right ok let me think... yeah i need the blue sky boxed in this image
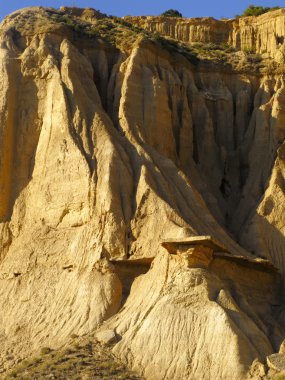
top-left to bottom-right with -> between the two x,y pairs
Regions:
0,0 -> 284,20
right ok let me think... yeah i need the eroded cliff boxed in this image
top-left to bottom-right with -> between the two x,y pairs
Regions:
126,8 -> 285,62
0,7 -> 285,380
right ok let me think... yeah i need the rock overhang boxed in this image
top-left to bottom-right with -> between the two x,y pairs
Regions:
162,235 -> 278,273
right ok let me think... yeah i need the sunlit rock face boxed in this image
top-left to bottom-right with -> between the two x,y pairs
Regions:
127,9 -> 285,61
0,6 -> 284,379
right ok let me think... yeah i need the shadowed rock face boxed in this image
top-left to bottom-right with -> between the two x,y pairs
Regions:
0,7 -> 285,379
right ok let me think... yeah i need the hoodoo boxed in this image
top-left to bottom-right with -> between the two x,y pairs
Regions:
0,5 -> 285,379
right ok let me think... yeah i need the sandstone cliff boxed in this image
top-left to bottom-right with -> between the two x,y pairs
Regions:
126,8 -> 285,62
0,7 -> 285,380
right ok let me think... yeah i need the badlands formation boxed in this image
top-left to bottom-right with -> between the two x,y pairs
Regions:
0,6 -> 285,380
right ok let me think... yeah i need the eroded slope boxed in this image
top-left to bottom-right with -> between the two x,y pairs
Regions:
0,7 -> 284,380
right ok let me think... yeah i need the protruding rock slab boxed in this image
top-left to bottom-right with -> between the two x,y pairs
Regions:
214,252 -> 278,273
161,235 -> 228,254
161,236 -> 227,268
161,236 -> 278,272
267,353 -> 285,372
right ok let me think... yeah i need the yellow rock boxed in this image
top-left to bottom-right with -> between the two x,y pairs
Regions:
0,6 -> 284,380
126,9 -> 285,61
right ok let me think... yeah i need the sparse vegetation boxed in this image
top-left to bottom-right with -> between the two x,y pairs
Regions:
242,46 -> 255,54
190,42 -> 236,63
151,33 -> 198,62
45,10 -> 198,62
241,47 -> 262,66
4,6 -> 282,75
6,340 -> 141,379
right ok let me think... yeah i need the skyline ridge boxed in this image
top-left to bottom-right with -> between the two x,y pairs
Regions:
0,0 -> 283,20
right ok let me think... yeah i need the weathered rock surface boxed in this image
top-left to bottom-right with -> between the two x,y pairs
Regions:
267,354 -> 285,372
95,329 -> 117,345
0,6 -> 284,380
103,251 -> 279,380
126,9 -> 285,61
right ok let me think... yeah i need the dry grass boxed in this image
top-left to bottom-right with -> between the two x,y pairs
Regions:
6,340 -> 141,380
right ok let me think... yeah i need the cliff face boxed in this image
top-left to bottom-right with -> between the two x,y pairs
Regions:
126,9 -> 285,62
0,7 -> 285,380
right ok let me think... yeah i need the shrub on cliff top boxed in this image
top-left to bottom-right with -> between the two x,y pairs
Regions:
161,9 -> 183,18
238,5 -> 280,17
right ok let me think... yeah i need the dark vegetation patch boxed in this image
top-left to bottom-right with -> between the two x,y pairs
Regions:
236,5 -> 280,18
161,9 -> 183,18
